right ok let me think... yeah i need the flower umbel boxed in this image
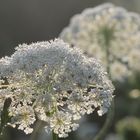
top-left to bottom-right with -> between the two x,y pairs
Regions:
0,39 -> 114,137
60,3 -> 140,81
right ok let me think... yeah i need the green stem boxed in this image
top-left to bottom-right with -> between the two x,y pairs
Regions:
52,132 -> 58,140
93,99 -> 114,140
93,36 -> 115,140
0,98 -> 11,138
0,134 -> 3,140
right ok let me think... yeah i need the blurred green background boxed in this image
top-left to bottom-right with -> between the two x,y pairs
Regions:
0,0 -> 140,140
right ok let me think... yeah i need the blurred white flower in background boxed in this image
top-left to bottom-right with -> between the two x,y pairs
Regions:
0,39 -> 114,137
129,89 -> 140,99
60,3 -> 140,81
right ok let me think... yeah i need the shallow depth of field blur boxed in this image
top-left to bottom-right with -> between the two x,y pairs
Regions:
0,0 -> 140,140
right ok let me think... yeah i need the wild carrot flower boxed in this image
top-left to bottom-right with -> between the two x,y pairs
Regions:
60,3 -> 140,81
0,39 -> 114,137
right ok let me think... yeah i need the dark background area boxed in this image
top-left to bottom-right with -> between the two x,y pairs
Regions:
0,0 -> 140,57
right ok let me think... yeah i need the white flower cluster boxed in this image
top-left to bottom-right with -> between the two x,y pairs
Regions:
0,39 -> 114,137
60,3 -> 140,81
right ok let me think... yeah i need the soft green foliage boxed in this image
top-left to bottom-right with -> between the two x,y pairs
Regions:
116,117 -> 140,140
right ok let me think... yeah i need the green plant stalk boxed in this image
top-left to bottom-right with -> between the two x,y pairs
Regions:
94,99 -> 114,140
0,98 -> 11,140
52,131 -> 58,140
93,29 -> 115,140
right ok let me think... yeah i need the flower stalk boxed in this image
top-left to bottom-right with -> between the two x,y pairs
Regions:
93,100 -> 114,140
52,132 -> 58,140
93,27 -> 115,140
0,98 -> 11,140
